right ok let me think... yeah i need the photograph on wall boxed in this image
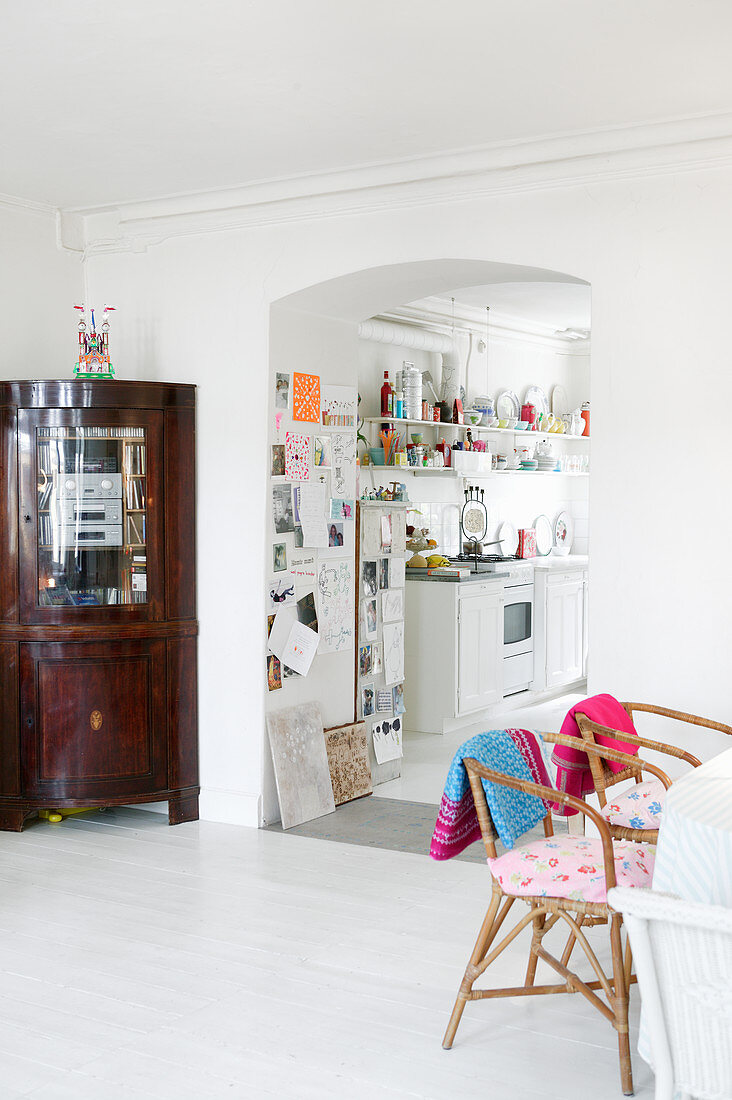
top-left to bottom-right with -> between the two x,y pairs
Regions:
313,436 -> 332,468
294,526 -> 303,548
361,560 -> 377,598
285,432 -> 311,481
361,682 -> 375,718
328,521 -> 344,547
321,385 -> 357,429
362,596 -> 378,640
268,574 -> 296,611
392,682 -> 405,715
271,443 -> 286,477
273,542 -> 287,573
376,689 -> 392,713
274,372 -> 290,411
267,654 -> 282,692
267,613 -> 276,641
272,484 -> 295,533
359,644 -> 372,678
371,642 -> 382,676
379,558 -> 389,590
296,590 -> 318,634
330,498 -> 354,521
292,372 -> 321,423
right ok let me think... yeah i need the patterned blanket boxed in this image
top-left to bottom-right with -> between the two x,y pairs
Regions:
430,729 -> 554,860
551,694 -> 639,816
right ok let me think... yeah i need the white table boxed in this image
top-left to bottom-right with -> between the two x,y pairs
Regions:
638,747 -> 732,1071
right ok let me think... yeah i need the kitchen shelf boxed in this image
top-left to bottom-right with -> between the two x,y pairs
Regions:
362,416 -> 589,442
368,467 -> 588,478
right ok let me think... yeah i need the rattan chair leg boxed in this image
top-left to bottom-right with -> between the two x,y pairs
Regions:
524,910 -> 547,987
443,889 -> 502,1049
623,935 -> 633,990
610,912 -> 633,1096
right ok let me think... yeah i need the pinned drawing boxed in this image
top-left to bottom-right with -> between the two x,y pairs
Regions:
382,620 -> 404,685
321,385 -> 357,430
292,372 -> 321,423
316,559 -> 354,653
325,722 -> 372,805
390,556 -> 406,588
362,509 -> 382,558
285,432 -> 310,481
376,689 -> 392,712
266,703 -> 335,829
330,433 -> 356,499
382,588 -> 403,623
372,716 -> 403,764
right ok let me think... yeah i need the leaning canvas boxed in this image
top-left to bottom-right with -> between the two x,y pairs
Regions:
325,722 -> 373,805
266,702 -> 336,829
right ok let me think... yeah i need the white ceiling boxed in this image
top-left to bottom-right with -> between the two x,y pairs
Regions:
436,282 -> 592,331
3,1 -> 732,210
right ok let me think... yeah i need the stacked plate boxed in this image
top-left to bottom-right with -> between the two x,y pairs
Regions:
403,364 -> 422,420
520,459 -> 538,470
536,455 -> 558,471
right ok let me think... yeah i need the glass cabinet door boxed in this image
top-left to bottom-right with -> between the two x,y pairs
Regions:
36,426 -> 148,608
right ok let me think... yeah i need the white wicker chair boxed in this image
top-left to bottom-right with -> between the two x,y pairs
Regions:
608,887 -> 732,1100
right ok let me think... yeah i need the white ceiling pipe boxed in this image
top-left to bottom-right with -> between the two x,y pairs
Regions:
358,318 -> 455,354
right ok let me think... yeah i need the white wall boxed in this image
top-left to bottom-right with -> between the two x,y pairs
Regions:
0,202 -> 81,369
80,163 -> 732,823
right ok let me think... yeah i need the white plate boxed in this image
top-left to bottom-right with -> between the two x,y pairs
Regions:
533,514 -> 553,555
551,385 -> 569,417
496,389 -> 520,420
554,510 -> 574,551
524,385 -> 549,419
498,521 -> 518,557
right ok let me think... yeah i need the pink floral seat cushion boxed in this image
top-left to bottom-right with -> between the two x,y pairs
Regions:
599,779 -> 665,830
487,837 -> 655,904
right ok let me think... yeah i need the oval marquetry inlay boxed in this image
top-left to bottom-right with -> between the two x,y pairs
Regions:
90,710 -> 103,731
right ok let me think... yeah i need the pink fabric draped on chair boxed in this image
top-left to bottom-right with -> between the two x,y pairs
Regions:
551,693 -> 639,815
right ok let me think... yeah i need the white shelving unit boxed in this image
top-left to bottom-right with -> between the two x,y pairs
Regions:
361,416 -> 590,443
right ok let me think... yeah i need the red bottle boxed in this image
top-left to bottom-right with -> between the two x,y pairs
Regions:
380,371 -> 393,417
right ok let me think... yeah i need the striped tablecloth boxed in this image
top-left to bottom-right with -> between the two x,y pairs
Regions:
638,746 -> 732,1068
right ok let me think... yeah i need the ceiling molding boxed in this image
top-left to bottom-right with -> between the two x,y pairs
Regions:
0,191 -> 57,218
71,111 -> 732,254
381,298 -> 591,354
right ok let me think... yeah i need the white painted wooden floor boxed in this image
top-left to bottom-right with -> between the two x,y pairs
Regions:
0,807 -> 655,1099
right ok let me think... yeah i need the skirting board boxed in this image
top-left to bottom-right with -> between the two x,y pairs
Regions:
131,789 -> 261,827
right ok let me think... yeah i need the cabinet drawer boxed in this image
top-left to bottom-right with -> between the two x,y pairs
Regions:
547,571 -> 583,586
458,582 -> 502,599
20,638 -> 167,798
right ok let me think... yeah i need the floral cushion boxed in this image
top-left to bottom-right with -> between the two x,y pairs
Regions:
600,779 -> 665,830
487,837 -> 655,904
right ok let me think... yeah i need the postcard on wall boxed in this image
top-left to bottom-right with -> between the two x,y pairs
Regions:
390,556 -> 406,588
362,509 -> 382,558
382,588 -> 403,623
382,620 -> 404,685
321,385 -> 357,430
372,716 -> 403,764
271,443 -> 286,478
361,560 -> 377,598
267,654 -> 282,692
379,558 -> 389,590
330,433 -> 356,499
376,689 -> 392,713
313,436 -> 332,469
290,552 -> 317,582
317,559 -> 354,654
272,485 -> 295,534
285,432 -> 310,481
359,644 -> 372,678
381,514 -> 393,552
392,682 -> 405,715
362,596 -> 378,640
371,641 -> 382,676
274,372 -> 290,411
361,682 -> 375,718
296,590 -> 318,634
330,498 -> 354,521
273,542 -> 287,573
281,620 -> 320,677
292,372 -> 321,423
268,574 -> 296,612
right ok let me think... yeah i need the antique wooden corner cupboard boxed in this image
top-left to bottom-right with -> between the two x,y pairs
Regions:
0,380 -> 199,831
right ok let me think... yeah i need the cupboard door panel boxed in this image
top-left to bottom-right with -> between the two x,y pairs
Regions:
20,639 -> 167,797
458,592 -> 503,713
0,642 -> 20,795
545,579 -> 584,688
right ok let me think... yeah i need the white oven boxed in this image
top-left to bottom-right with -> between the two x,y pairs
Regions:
502,564 -> 534,697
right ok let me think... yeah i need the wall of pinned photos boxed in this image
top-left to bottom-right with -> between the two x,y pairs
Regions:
356,500 -> 408,785
265,309 -> 364,823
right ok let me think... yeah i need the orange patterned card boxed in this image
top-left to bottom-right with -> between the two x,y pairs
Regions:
293,372 -> 321,423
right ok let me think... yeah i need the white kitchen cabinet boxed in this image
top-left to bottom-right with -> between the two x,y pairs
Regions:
404,577 -> 504,734
457,590 -> 503,714
533,564 -> 588,692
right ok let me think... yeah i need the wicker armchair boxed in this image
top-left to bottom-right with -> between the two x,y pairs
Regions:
608,887 -> 732,1100
442,732 -> 665,1096
574,702 -> 731,841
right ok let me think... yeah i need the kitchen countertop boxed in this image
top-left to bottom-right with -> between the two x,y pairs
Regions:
406,570 -> 510,584
531,554 -> 588,570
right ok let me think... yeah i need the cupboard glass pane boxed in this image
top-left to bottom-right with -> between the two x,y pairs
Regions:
36,426 -> 147,607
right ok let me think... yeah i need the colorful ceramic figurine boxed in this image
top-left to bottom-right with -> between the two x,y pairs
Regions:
74,303 -> 115,378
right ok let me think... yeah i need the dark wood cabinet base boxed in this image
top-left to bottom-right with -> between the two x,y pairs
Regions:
0,787 -> 201,832
0,808 -> 37,832
168,792 -> 200,825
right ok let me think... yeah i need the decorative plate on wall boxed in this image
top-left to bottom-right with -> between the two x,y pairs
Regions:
533,514 -> 553,556
551,385 -> 569,417
524,385 -> 549,419
554,510 -> 574,552
496,390 -> 520,421
498,520 -> 518,557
